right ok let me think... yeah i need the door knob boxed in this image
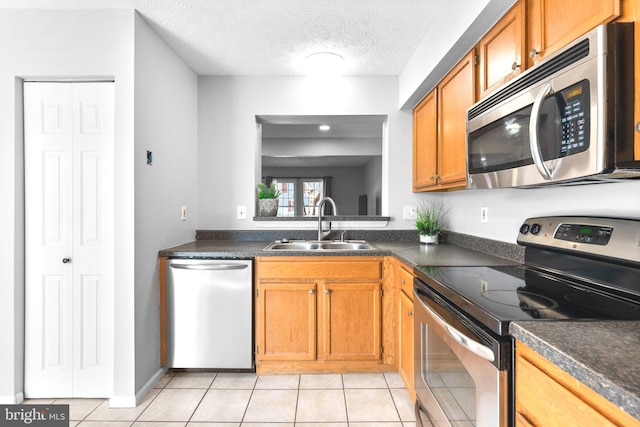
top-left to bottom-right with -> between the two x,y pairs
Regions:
62,257 -> 71,264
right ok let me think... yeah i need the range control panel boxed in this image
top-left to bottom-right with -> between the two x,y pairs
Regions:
553,223 -> 612,245
517,216 -> 640,263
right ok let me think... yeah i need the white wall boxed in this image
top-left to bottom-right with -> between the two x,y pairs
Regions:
399,0 -> 516,108
443,181 -> 640,243
197,76 -> 420,229
0,9 -> 198,406
263,137 -> 382,156
133,14 -> 198,396
0,9 -> 137,404
364,156 -> 383,215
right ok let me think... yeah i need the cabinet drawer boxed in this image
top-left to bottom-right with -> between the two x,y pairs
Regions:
257,257 -> 383,280
398,265 -> 414,299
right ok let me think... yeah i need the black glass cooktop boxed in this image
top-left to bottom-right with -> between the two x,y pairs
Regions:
414,263 -> 640,336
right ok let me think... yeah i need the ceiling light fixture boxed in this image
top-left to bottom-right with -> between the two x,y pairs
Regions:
304,52 -> 345,76
319,125 -> 330,131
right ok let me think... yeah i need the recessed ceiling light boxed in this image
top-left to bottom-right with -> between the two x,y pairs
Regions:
319,125 -> 331,131
304,52 -> 345,76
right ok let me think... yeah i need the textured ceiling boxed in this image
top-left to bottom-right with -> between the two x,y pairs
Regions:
0,0 -> 439,75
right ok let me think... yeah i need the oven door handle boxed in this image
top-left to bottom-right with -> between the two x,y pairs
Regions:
416,292 -> 495,362
529,82 -> 554,180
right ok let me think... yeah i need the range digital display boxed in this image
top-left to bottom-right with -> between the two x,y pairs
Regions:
554,224 -> 612,245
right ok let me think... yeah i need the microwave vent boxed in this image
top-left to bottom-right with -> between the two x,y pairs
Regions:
468,38 -> 590,121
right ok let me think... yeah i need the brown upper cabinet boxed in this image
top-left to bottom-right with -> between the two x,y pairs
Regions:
437,50 -> 476,189
413,51 -> 475,192
526,0 -> 621,66
412,90 -> 438,191
477,1 -> 526,98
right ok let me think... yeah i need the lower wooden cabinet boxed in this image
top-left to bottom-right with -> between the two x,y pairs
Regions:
255,256 -> 386,373
258,282 -> 317,361
322,282 -> 381,361
394,259 -> 416,400
515,341 -> 640,427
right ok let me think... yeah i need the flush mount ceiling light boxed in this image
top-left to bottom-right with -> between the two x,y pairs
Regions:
319,125 -> 331,131
304,52 -> 345,76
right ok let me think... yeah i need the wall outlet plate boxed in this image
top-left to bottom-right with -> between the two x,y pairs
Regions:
481,206 -> 488,223
403,205 -> 417,220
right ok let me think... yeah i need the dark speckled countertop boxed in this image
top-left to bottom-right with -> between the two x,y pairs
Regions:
511,321 -> 640,420
157,239 -> 521,270
159,232 -> 640,421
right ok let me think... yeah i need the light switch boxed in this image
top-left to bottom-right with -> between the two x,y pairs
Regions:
181,206 -> 187,221
237,205 -> 247,219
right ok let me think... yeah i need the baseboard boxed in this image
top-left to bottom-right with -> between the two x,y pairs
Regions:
109,366 -> 167,408
0,392 -> 24,404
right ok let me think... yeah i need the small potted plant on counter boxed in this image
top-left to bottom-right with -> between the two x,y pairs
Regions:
416,200 -> 448,244
257,181 -> 281,217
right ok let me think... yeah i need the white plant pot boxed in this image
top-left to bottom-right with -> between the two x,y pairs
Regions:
258,198 -> 279,217
420,234 -> 439,245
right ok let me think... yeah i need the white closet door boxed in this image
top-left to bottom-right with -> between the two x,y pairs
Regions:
24,82 -> 114,398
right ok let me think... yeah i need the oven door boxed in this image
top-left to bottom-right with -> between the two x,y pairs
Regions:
413,284 -> 508,427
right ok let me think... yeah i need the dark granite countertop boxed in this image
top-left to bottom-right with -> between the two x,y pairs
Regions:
510,321 -> 640,420
158,239 -> 521,269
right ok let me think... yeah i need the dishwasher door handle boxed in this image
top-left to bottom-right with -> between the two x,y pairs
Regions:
170,263 -> 249,271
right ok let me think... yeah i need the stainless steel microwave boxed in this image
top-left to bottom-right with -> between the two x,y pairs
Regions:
466,23 -> 637,189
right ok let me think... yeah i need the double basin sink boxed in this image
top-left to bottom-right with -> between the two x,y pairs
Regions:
264,240 -> 374,252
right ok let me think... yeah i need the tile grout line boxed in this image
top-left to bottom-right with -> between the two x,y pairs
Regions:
130,370 -> 173,426
183,370 -> 219,425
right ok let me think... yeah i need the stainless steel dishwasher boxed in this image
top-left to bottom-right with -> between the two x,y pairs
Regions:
166,258 -> 253,369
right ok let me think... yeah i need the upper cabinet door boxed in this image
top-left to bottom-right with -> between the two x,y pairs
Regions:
437,50 -> 475,187
527,0 -> 621,66
413,90 -> 438,191
477,1 -> 526,98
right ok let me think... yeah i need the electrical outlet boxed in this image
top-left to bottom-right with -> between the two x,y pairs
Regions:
403,205 -> 417,220
481,206 -> 488,223
181,206 -> 187,221
237,205 -> 247,219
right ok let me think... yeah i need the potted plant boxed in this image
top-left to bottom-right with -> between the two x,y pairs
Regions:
415,200 -> 448,244
256,181 -> 281,217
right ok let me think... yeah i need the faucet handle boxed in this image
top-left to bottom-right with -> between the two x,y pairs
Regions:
340,230 -> 348,242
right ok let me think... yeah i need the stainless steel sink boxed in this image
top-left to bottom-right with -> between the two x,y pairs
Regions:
264,240 -> 374,251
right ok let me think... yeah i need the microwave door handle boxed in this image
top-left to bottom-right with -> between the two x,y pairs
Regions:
529,83 -> 554,180
415,291 -> 495,362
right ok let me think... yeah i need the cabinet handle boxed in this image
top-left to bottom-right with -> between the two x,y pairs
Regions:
325,289 -> 331,294
309,290 -> 315,294
62,257 -> 71,264
401,278 -> 405,285
529,48 -> 539,58
511,61 -> 519,71
408,310 -> 413,317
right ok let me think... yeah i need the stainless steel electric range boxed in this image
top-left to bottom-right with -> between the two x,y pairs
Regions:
413,216 -> 640,427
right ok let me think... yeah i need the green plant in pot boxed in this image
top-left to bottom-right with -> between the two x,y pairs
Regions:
415,200 -> 447,244
257,181 -> 281,217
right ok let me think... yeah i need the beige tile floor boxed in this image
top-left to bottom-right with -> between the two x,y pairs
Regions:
24,371 -> 417,426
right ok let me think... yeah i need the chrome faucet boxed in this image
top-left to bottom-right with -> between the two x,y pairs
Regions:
316,197 -> 338,241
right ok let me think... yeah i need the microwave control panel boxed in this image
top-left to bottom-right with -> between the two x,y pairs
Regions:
559,81 -> 590,156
